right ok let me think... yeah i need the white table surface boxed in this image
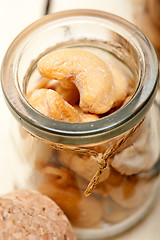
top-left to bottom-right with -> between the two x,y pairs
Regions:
0,0 -> 160,239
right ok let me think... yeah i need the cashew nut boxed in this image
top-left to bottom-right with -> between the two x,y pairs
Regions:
38,179 -> 102,228
80,112 -> 99,122
28,89 -> 49,116
122,95 -> 132,106
75,175 -> 109,197
106,169 -> 153,209
70,195 -> 103,228
52,81 -> 80,106
91,167 -> 123,197
89,119 -> 154,176
75,105 -> 99,122
59,151 -> 110,183
40,166 -> 77,188
109,64 -> 135,107
28,88 -> 80,122
28,75 -> 79,106
111,122 -> 152,175
37,48 -> 114,114
102,197 -> 135,223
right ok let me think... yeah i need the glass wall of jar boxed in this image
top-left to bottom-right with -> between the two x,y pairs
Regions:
1,10 -> 160,239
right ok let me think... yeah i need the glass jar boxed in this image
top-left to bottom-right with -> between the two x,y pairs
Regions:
1,9 -> 160,239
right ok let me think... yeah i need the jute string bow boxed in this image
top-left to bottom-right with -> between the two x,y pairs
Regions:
48,119 -> 144,196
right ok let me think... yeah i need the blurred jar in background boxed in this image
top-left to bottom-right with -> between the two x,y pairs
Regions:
132,0 -> 160,59
51,0 -> 160,58
132,0 -> 160,105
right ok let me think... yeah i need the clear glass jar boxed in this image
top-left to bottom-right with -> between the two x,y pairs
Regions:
1,9 -> 160,239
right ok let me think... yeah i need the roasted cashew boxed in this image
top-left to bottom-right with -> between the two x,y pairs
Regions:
108,178 -> 152,209
109,64 -> 135,108
89,119 -> 154,176
46,89 -> 80,122
40,166 -> 79,188
59,151 -> 110,183
75,175 -> 109,197
90,167 -> 123,197
28,76 -> 80,106
52,81 -> 80,106
75,106 -> 99,122
106,169 -> 153,209
27,77 -> 49,100
28,89 -> 49,116
28,88 -> 80,122
37,48 -> 114,114
102,196 -> 135,223
80,112 -> 99,122
70,195 -> 103,228
38,179 -> 102,227
111,122 -> 152,175
122,95 -> 132,106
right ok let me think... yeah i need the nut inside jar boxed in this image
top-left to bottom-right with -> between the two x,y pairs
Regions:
24,46 -> 159,232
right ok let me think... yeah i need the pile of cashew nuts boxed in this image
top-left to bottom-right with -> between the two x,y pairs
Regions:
27,48 -> 157,228
29,48 -> 135,121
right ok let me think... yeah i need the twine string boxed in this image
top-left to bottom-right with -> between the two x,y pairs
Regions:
84,119 -> 144,196
29,119 -> 144,196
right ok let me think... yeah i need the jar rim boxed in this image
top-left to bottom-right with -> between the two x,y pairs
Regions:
1,9 -> 159,145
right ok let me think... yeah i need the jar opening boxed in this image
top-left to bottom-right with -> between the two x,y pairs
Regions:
1,9 -> 159,145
